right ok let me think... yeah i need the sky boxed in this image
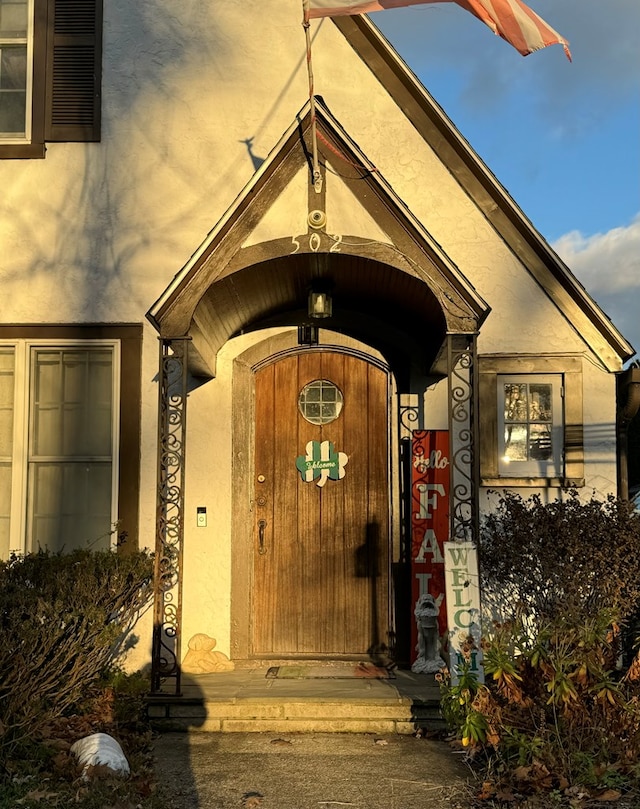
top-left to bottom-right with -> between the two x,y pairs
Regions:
371,0 -> 640,362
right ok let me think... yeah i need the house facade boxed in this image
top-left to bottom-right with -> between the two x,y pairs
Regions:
0,0 -> 634,684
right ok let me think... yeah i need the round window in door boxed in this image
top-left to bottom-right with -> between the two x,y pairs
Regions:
298,379 -> 343,425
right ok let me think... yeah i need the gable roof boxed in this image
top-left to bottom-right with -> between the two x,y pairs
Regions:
147,98 -> 491,379
332,14 -> 634,370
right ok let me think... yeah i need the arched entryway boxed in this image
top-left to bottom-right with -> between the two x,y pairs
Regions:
147,239 -> 487,691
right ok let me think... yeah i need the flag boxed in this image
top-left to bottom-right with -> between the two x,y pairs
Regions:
307,0 -> 571,59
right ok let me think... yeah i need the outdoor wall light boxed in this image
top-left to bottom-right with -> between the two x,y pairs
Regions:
298,324 -> 319,345
308,289 -> 332,319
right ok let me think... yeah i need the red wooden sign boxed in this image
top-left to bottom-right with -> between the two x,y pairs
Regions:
411,430 -> 450,664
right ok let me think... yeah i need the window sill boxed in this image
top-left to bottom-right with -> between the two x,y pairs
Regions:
0,142 -> 46,159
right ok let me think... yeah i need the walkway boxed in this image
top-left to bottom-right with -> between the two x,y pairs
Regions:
153,730 -> 474,809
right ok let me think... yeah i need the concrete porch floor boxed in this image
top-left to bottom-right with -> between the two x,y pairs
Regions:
147,668 -> 444,734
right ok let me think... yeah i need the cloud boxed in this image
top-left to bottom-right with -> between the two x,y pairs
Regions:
552,214 -> 640,294
552,215 -> 640,355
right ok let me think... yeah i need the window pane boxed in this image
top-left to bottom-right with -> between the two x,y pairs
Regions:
529,384 -> 552,422
0,462 -> 11,557
529,424 -> 553,460
0,350 -> 13,552
0,347 -> 14,457
0,0 -> 30,140
86,350 -> 113,454
32,348 -> 112,457
0,1 -> 28,37
299,379 -> 344,425
29,462 -> 112,552
32,352 -> 63,455
0,46 -> 26,88
0,89 -> 26,135
503,424 -> 528,461
504,383 -> 528,423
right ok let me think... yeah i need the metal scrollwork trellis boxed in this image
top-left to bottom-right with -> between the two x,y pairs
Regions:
151,338 -> 189,695
447,333 -> 480,545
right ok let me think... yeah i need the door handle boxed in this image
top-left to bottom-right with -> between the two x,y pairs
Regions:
258,519 -> 267,555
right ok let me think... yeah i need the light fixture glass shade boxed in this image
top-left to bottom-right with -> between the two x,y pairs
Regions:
308,290 -> 332,319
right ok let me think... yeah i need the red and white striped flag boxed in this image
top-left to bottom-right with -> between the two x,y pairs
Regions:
307,0 -> 571,59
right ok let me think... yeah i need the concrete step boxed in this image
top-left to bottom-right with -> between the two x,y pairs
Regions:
147,669 -> 446,734
147,695 -> 445,735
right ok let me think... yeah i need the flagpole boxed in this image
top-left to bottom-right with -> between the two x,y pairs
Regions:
302,0 -> 323,193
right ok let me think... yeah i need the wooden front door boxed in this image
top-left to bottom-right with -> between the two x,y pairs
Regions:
252,351 -> 390,658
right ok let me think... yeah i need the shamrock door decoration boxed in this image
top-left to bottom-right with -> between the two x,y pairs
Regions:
296,439 -> 348,487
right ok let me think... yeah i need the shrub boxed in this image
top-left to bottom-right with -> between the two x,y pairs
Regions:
440,492 -> 640,802
480,490 -> 640,630
0,548 -> 153,767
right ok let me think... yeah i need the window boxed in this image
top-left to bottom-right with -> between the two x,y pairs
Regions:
479,356 -> 584,486
0,0 -> 102,159
498,376 -> 562,477
298,379 -> 344,425
0,326 -> 142,558
0,0 -> 30,140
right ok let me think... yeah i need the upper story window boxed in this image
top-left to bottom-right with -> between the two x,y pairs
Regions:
0,0 -> 31,140
0,0 -> 102,159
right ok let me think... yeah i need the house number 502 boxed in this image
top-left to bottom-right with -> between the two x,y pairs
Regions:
291,233 -> 342,254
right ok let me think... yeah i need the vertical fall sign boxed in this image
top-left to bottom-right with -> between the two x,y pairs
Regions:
411,430 -> 449,665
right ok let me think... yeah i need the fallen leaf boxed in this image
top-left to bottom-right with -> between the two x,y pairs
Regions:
373,738 -> 388,746
596,789 -> 621,802
477,780 -> 495,800
495,789 -> 517,802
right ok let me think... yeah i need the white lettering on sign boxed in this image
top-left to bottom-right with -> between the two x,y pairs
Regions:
414,572 -> 431,599
414,449 -> 449,473
444,541 -> 484,685
414,529 -> 445,564
414,483 -> 445,521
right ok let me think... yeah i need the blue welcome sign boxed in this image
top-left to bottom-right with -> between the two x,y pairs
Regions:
296,440 -> 348,488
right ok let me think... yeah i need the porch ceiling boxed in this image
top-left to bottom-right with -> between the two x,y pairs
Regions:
190,252 -> 446,384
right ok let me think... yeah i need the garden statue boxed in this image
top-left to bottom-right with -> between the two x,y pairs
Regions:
411,593 -> 446,674
182,633 -> 235,673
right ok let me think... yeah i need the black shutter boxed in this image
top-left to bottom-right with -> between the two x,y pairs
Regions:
45,0 -> 102,142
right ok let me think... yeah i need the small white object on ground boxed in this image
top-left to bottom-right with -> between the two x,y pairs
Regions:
70,732 -> 130,779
